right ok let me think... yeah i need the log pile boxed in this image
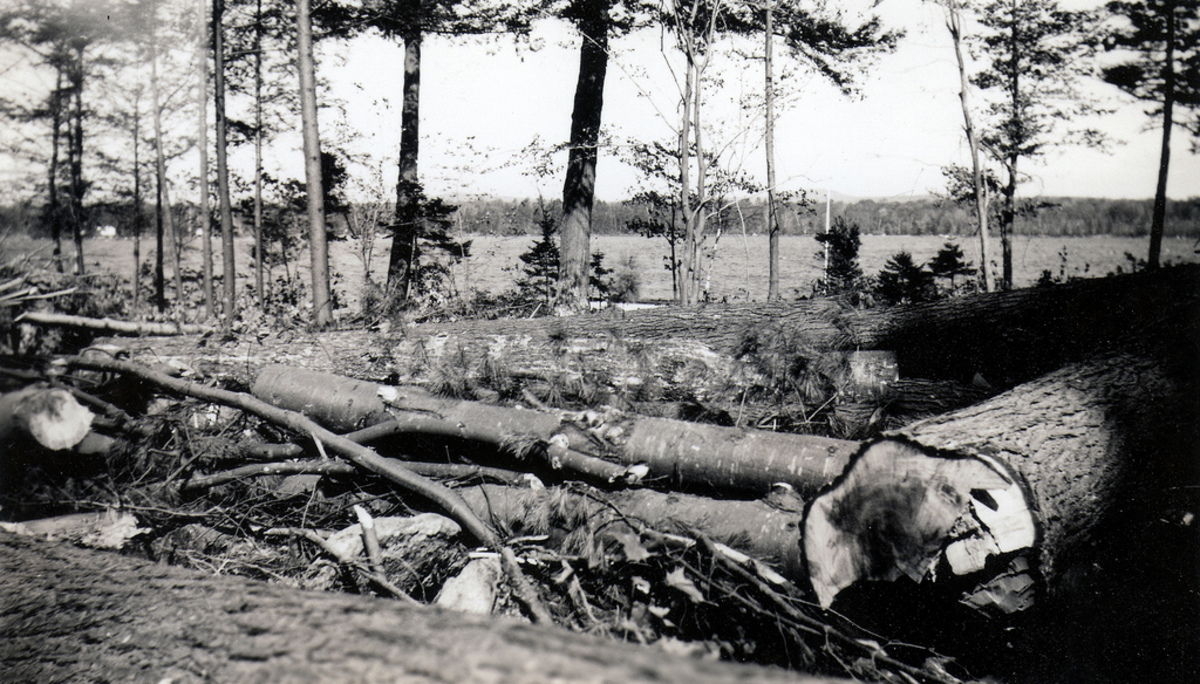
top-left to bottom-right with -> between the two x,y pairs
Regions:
2,266 -> 1197,683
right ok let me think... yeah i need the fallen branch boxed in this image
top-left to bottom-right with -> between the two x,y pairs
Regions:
18,311 -> 214,336
181,458 -> 528,492
265,526 -> 417,604
57,354 -> 553,624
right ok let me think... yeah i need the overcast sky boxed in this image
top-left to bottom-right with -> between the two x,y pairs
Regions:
313,0 -> 1199,203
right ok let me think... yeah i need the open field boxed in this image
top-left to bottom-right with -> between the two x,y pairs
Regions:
4,231 -> 1198,314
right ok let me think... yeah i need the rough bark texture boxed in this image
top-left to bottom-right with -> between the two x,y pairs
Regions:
0,533 -> 843,684
559,0 -> 609,310
804,350 -> 1199,616
93,266 -> 1199,395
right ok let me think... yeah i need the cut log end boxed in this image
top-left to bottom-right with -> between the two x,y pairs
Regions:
803,439 -> 1038,616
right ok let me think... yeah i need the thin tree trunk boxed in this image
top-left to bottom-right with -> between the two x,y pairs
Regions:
765,5 -> 780,301
1000,3 -> 1019,290
150,23 -> 178,307
948,3 -> 993,292
559,0 -> 610,311
154,166 -> 166,310
1149,0 -> 1176,269
297,0 -> 331,328
253,0 -> 265,303
213,0 -> 237,320
132,91 -> 143,310
387,24 -> 422,301
678,51 -> 695,306
48,67 -> 64,274
691,49 -> 709,304
197,0 -> 213,320
69,46 -> 86,276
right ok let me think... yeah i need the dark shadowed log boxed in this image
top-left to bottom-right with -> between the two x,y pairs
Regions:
803,350 -> 1199,618
456,484 -> 808,581
88,266 -> 1198,397
0,533 -> 847,684
249,365 -> 857,497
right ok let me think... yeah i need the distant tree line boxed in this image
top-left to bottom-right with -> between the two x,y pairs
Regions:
452,196 -> 1200,238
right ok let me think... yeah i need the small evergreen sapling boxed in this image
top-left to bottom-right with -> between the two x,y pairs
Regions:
813,217 -> 864,296
928,242 -> 977,294
876,252 -> 937,305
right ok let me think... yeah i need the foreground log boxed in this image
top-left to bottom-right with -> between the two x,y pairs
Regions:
251,364 -> 857,497
0,533 -> 848,683
91,266 -> 1199,397
803,351 -> 1199,617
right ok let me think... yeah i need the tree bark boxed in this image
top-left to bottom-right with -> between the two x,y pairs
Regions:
560,0 -> 610,311
213,0 -> 237,321
297,0 -> 331,328
387,25 -> 422,298
96,266 -> 1200,396
947,3 -> 993,292
765,4 -> 780,301
197,0 -> 214,319
0,533 -> 845,684
1149,0 -> 1176,269
249,365 -> 857,498
803,350 -> 1199,617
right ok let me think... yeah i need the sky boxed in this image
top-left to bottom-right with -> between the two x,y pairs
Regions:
1,0 -> 1197,206
310,0 -> 1200,203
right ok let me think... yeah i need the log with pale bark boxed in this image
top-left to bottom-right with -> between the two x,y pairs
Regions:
86,266 -> 1199,397
803,350 -> 1199,619
0,532 -> 849,684
16,310 -> 214,336
249,364 -> 857,497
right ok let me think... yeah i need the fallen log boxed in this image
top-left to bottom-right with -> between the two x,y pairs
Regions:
803,350 -> 1199,618
90,266 -> 1199,397
58,354 -> 552,624
250,364 -> 858,497
17,310 -> 214,336
455,483 -> 808,581
0,532 -> 847,684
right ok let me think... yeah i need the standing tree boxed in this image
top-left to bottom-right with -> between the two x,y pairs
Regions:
555,0 -> 652,310
559,0 -> 611,311
944,0 -> 995,292
213,0 -> 238,320
730,1 -> 899,301
812,216 -> 863,296
1101,0 -> 1200,268
971,0 -> 1106,289
196,0 -> 214,319
297,0 -> 332,328
331,0 -> 532,305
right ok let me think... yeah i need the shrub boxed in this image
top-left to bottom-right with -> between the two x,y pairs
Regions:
875,251 -> 936,305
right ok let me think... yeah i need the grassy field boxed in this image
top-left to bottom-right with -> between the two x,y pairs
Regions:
4,231 -> 1198,313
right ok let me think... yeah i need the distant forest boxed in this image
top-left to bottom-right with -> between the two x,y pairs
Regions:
3,195 -> 1198,240
456,196 -> 1200,238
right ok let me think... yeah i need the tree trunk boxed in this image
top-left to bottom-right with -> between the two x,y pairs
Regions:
252,0 -> 264,304
1149,0 -> 1176,269
69,45 -> 86,276
48,67 -> 64,274
249,364 -> 857,498
559,0 -> 610,311
213,0 -> 237,321
93,266 -> 1200,398
0,533 -> 843,684
803,350 -> 1199,617
197,0 -> 214,320
131,88 -> 143,310
455,483 -> 808,581
297,0 -> 331,328
765,4 -> 780,301
947,4 -> 993,293
387,28 -> 422,298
